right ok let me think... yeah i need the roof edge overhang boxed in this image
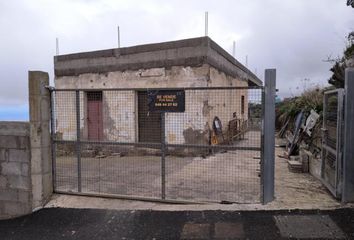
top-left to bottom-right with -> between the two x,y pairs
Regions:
54,37 -> 262,86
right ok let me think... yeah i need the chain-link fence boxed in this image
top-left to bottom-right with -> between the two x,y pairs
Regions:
321,89 -> 344,198
51,86 -> 264,203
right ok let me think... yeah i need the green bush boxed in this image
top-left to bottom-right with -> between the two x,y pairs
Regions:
276,87 -> 325,128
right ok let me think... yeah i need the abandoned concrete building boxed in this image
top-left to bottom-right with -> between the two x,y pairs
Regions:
53,37 -> 262,146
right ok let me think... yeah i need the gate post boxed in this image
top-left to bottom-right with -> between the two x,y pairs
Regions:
28,71 -> 53,209
342,68 -> 354,202
161,113 -> 166,200
75,90 -> 82,193
262,69 -> 276,204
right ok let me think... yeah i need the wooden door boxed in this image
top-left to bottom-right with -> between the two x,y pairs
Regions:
87,92 -> 103,141
138,91 -> 161,143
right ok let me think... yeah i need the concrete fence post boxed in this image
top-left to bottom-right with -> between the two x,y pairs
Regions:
262,69 -> 276,204
28,71 -> 52,209
342,68 -> 354,203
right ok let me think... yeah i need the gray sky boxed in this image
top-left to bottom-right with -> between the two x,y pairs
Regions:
0,0 -> 353,107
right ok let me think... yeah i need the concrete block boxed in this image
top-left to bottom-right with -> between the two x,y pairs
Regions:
0,149 -> 8,162
9,149 -> 30,162
301,149 -> 320,179
288,160 -> 303,173
7,175 -> 30,189
1,162 -> 22,176
0,136 -> 19,149
21,163 -> 29,176
3,201 -> 31,216
0,176 -> 7,188
18,191 -> 31,203
0,122 -> 30,137
18,136 -> 30,150
309,156 -> 321,180
0,189 -> 18,201
0,136 -> 29,150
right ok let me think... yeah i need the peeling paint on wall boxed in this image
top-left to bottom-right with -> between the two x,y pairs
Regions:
54,64 -> 249,146
202,100 -> 213,117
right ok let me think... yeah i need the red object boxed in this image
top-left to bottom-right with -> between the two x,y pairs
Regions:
87,92 -> 103,141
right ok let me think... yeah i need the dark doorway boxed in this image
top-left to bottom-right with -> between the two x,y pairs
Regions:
138,91 -> 161,143
87,91 -> 103,141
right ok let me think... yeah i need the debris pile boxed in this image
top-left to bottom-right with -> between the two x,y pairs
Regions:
277,109 -> 320,173
276,88 -> 324,173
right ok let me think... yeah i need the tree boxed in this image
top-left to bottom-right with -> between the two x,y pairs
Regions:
328,33 -> 354,88
348,0 -> 354,7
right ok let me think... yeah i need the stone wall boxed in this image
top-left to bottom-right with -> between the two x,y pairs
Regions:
0,122 -> 32,219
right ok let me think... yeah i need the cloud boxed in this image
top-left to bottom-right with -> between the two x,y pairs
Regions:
0,0 -> 353,111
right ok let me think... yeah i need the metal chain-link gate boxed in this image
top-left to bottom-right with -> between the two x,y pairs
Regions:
50,86 -> 265,203
321,89 -> 345,198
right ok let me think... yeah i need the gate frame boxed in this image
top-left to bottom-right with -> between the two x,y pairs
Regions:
262,69 -> 276,204
342,68 -> 354,202
49,83 -> 275,204
321,88 -> 345,198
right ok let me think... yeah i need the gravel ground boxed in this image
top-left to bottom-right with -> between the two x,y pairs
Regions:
55,131 -> 261,203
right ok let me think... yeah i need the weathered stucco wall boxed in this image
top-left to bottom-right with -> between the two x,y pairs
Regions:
55,65 -> 210,143
208,67 -> 249,136
55,91 -> 77,140
165,90 -> 209,145
103,91 -> 135,142
54,37 -> 262,86
0,122 -> 32,220
54,64 -> 249,145
55,65 -> 209,90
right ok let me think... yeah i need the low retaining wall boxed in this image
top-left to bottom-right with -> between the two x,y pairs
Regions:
0,122 -> 32,219
300,148 -> 321,180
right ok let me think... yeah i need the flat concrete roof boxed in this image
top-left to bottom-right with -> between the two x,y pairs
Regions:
54,37 -> 262,86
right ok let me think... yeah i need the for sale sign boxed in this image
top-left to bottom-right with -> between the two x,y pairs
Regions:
147,90 -> 185,112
